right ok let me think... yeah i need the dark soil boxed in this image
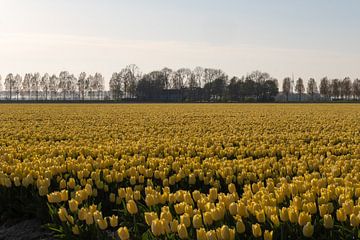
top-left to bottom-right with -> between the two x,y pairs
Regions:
0,218 -> 55,240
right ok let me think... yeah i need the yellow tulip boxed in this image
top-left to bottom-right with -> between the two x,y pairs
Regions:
350,213 -> 360,227
302,222 -> 314,238
68,199 -> 78,213
298,212 -> 311,226
264,230 -> 273,240
57,207 -> 68,222
177,223 -> 188,239
126,199 -> 138,215
228,202 -> 238,216
97,218 -> 108,230
196,228 -> 207,240
192,214 -> 203,229
256,210 -> 266,223
109,215 -> 118,227
236,219 -> 245,234
72,225 -> 80,235
323,214 -> 333,229
220,225 -> 230,240
252,223 -> 262,238
117,226 -> 130,240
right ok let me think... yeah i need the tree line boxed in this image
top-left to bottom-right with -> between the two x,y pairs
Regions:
0,65 -> 359,102
282,77 -> 360,101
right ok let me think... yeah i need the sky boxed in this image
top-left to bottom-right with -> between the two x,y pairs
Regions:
1,0 -> 360,89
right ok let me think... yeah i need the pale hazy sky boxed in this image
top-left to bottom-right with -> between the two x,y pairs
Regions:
1,0 -> 360,88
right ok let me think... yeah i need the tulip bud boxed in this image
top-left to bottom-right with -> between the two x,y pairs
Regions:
97,218 -> 108,230
117,226 -> 130,240
196,228 -> 207,240
350,213 -> 360,227
78,207 -> 87,221
203,211 -> 213,226
209,188 -> 218,202
288,208 -> 298,223
85,212 -> 94,225
302,222 -> 314,238
68,199 -> 79,213
72,225 -> 80,235
228,202 -> 238,216
192,214 -> 203,229
252,223 -> 262,238
58,207 -> 68,222
180,213 -> 191,228
109,215 -> 118,227
336,208 -> 347,222
177,223 -> 188,239
170,219 -> 179,233
280,207 -> 288,222
126,200 -> 138,215
264,230 -> 273,240
323,214 -> 333,229
236,218 -> 246,234
256,210 -> 266,223
298,212 -> 311,226
109,193 -> 116,203
220,225 -> 230,240
228,183 -> 236,194
145,212 -> 158,226
67,178 -> 76,189
206,230 -> 217,240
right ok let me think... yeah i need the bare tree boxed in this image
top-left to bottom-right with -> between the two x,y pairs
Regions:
4,73 -> 15,100
59,71 -> 69,100
295,78 -> 305,101
14,74 -> 22,100
49,74 -> 59,100
341,77 -> 352,100
92,73 -> 104,100
161,67 -> 172,89
319,77 -> 330,100
193,66 -> 205,88
109,72 -> 122,100
31,73 -> 40,100
282,77 -> 291,101
307,78 -> 318,101
353,79 -> 360,100
22,73 -> 32,100
67,74 -> 77,100
204,68 -> 224,86
330,79 -> 340,100
40,73 -> 50,100
126,64 -> 141,98
173,68 -> 192,89
78,72 -> 86,101
85,75 -> 94,100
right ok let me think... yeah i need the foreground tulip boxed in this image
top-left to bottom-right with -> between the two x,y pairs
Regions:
220,225 -> 230,240
252,223 -> 262,238
236,219 -> 245,234
303,222 -> 314,238
58,207 -> 68,222
97,218 -> 108,230
264,230 -> 273,240
117,227 -> 130,240
126,199 -> 138,214
68,199 -> 78,213
177,223 -> 188,239
197,228 -> 207,240
323,214 -> 333,229
109,215 -> 118,227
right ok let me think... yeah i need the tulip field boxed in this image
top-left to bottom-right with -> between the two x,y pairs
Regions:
1,104 -> 360,240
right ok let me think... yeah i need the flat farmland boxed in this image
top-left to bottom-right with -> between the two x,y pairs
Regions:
0,104 -> 360,239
